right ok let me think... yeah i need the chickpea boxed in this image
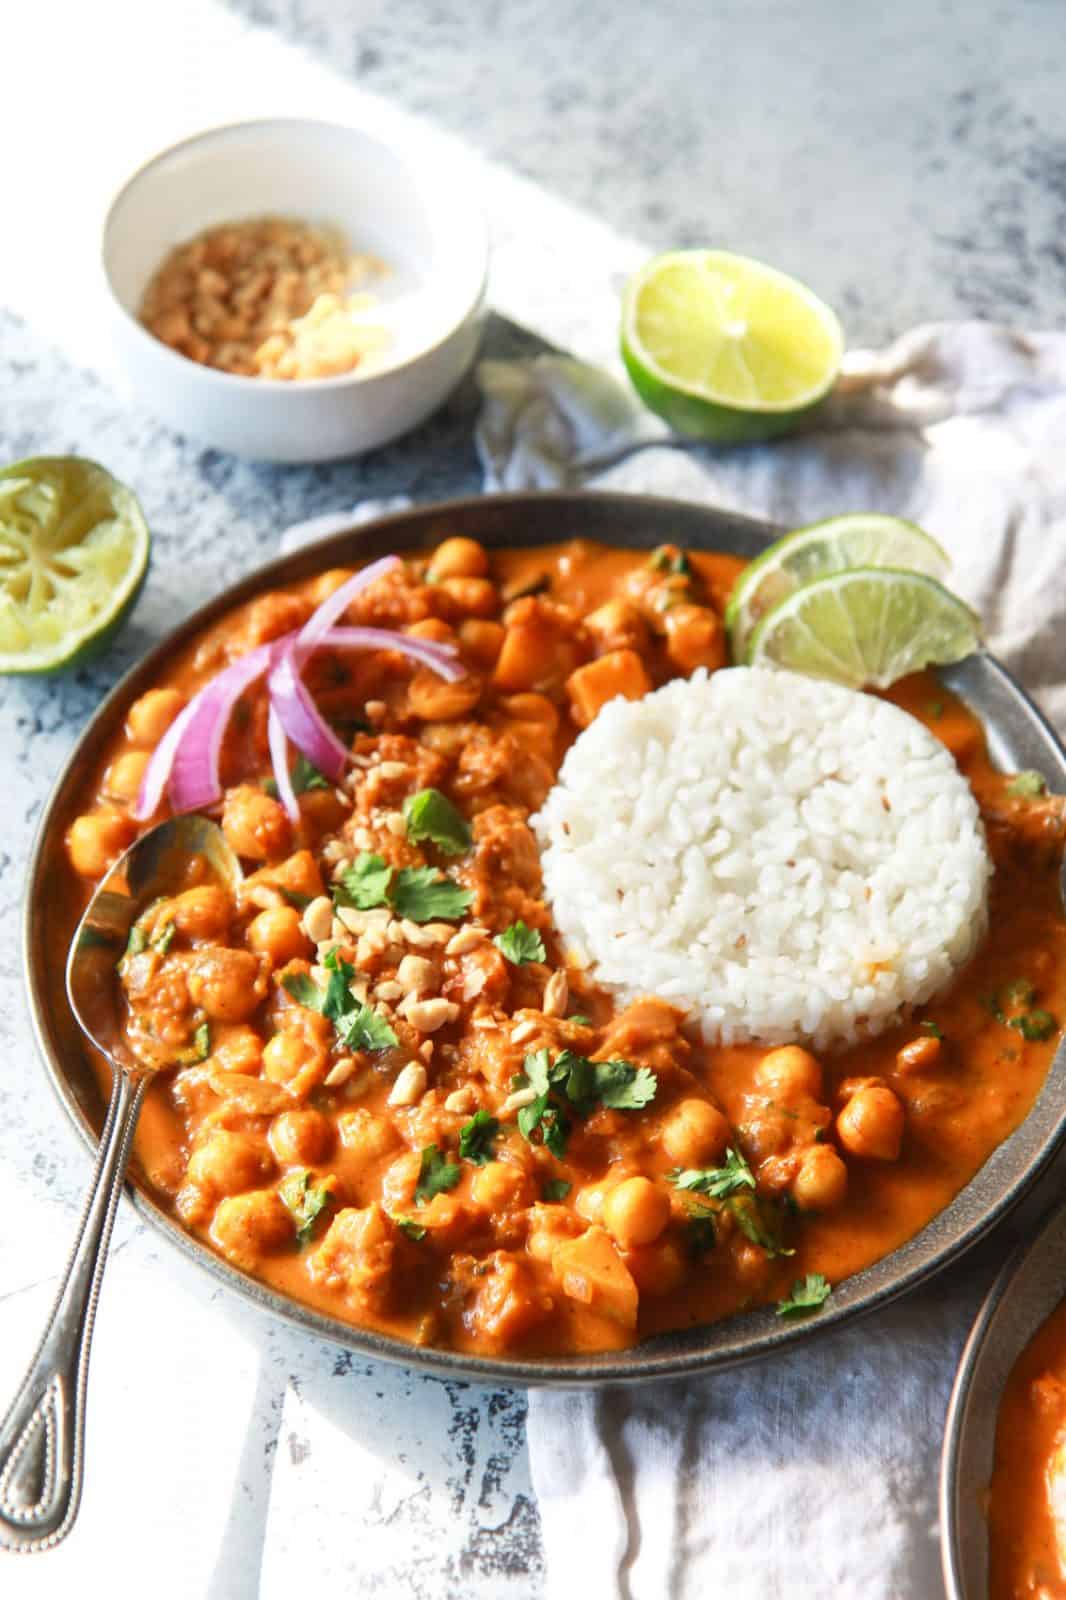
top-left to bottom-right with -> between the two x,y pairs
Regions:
792,1144 -> 849,1211
211,1189 -> 292,1268
406,617 -> 458,645
222,784 -> 292,861
66,811 -> 135,878
103,749 -> 150,805
270,1108 -> 333,1166
428,536 -> 490,581
500,692 -> 559,730
212,1025 -> 262,1076
584,598 -> 650,656
755,1046 -> 824,1103
437,576 -> 498,618
603,1177 -> 671,1249
126,686 -> 186,746
187,948 -> 264,1022
837,1086 -> 905,1161
625,1237 -> 687,1297
246,906 -> 310,966
896,1035 -> 942,1073
169,885 -> 233,941
471,1161 -> 532,1213
187,1130 -> 274,1197
663,604 -> 727,674
337,1108 -> 400,1162
381,1150 -> 422,1213
661,1098 -> 730,1168
406,666 -> 482,720
574,1183 -> 610,1224
263,1029 -> 324,1086
459,619 -> 505,669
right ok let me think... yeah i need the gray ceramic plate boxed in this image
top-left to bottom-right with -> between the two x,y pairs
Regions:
22,490 -> 1066,1386
941,1201 -> 1066,1599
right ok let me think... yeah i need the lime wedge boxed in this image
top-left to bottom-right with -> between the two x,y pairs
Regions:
747,568 -> 981,689
621,250 -> 843,444
0,457 -> 150,673
726,513 -> 950,661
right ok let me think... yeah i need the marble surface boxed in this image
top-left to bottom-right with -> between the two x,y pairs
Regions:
1,0 -> 1064,1595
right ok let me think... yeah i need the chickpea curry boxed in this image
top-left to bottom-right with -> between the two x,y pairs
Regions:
989,1297 -> 1066,1597
61,535 -> 1066,1358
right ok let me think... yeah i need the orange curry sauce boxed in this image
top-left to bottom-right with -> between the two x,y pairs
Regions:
989,1299 -> 1066,1597
58,538 -> 1066,1357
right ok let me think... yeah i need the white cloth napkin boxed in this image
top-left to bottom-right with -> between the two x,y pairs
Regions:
282,319 -> 1066,1600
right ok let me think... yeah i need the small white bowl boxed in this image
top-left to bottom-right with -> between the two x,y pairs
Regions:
102,118 -> 488,463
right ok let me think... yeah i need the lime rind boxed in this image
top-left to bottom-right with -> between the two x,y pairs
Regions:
0,456 -> 150,674
747,567 -> 981,690
726,513 -> 951,662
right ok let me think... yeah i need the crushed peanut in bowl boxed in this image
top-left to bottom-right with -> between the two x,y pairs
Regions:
138,216 -> 391,381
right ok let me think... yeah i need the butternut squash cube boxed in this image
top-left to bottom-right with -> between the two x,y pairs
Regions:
551,1225 -> 639,1329
565,649 -> 652,728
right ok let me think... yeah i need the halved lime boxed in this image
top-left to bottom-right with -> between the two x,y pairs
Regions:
748,568 -> 981,689
0,457 -> 150,673
621,250 -> 843,444
726,513 -> 950,661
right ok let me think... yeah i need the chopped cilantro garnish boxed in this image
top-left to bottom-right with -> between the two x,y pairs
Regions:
590,1059 -> 658,1110
402,788 -> 472,856
334,852 -> 393,910
415,1144 -> 462,1204
282,971 -> 326,1012
337,1002 -> 399,1053
776,1273 -> 831,1318
542,1178 -> 572,1203
150,920 -> 176,954
278,886 -> 312,911
292,755 -> 330,794
1010,1009 -> 1058,1042
514,1048 -> 657,1159
494,921 -> 546,966
393,1215 -> 427,1241
568,1013 -> 592,1027
669,1147 -> 756,1200
261,776 -> 280,798
1002,977 -> 1036,1008
321,949 -> 359,1022
391,866 -> 474,923
279,1169 -> 333,1246
125,924 -> 148,958
1007,770 -> 1048,798
192,1021 -> 211,1060
920,1019 -> 943,1039
458,1110 -> 499,1166
649,545 -> 691,576
729,1194 -> 795,1259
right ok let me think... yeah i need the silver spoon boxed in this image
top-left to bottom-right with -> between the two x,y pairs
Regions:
0,815 -> 241,1552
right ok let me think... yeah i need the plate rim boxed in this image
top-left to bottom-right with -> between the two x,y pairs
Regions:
23,487 -> 1066,1387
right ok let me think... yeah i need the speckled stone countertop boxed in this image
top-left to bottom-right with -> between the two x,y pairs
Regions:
1,1 -> 1064,1595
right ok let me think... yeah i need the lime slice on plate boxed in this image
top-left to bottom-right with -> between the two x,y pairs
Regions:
0,456 -> 150,673
726,513 -> 950,661
621,249 -> 843,444
748,568 -> 981,689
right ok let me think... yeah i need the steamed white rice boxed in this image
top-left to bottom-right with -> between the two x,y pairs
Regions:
533,667 -> 991,1048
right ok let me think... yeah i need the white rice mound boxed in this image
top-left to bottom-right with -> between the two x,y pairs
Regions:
533,667 -> 991,1049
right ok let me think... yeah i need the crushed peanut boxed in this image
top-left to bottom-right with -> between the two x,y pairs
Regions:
139,216 -> 390,380
387,1061 -> 428,1107
543,971 -> 569,1018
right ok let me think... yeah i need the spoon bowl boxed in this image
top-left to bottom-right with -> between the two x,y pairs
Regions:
0,816 -> 240,1552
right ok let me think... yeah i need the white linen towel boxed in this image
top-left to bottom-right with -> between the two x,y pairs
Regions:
279,319 -> 1066,1600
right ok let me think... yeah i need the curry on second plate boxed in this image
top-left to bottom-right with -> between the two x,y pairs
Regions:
988,1297 -> 1066,1596
58,535 -> 1066,1357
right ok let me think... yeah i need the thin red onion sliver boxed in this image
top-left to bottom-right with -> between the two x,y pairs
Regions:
133,696 -> 200,821
168,642 -> 275,815
267,703 -> 300,823
296,554 -> 401,661
267,644 -> 349,783
324,627 -> 465,681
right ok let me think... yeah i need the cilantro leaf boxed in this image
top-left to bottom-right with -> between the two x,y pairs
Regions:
415,1144 -> 462,1204
402,788 -> 472,856
542,1178 -> 572,1203
521,1049 -> 552,1096
669,1147 -> 755,1200
729,1194 -> 795,1259
334,852 -> 393,911
321,948 -> 359,1021
516,1092 -> 570,1158
282,972 -> 326,1012
192,1021 -> 211,1060
337,1003 -> 399,1053
279,1169 -> 333,1246
392,1215 -> 427,1241
150,920 -> 176,954
776,1273 -> 832,1318
649,545 -> 691,576
292,755 -> 330,794
592,1060 -> 658,1110
517,1092 -> 549,1141
1010,1008 -> 1058,1042
391,866 -> 474,923
125,924 -> 148,958
1007,770 -> 1048,798
279,887 -> 312,910
920,1019 -> 943,1039
568,1013 -> 592,1027
458,1110 -> 499,1166
494,921 -> 546,966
